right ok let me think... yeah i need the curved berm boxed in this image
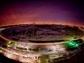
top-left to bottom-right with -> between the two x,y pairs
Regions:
0,24 -> 84,63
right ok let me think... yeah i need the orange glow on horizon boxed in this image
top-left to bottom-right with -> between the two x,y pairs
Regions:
0,21 -> 83,27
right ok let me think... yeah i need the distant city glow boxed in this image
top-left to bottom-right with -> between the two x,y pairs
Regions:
0,1 -> 84,27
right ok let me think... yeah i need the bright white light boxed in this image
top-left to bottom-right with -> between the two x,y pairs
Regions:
5,53 -> 13,59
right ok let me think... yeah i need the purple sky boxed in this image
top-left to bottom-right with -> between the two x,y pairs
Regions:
0,0 -> 84,26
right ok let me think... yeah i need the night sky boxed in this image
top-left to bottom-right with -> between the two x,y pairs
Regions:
0,0 -> 84,26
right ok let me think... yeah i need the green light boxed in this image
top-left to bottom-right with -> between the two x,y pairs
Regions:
7,41 -> 12,44
65,41 -> 79,48
12,43 -> 17,46
6,41 -> 12,47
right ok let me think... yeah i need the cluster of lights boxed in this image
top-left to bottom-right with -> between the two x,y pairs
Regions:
6,41 -> 18,47
6,40 -> 80,50
65,40 -> 79,49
